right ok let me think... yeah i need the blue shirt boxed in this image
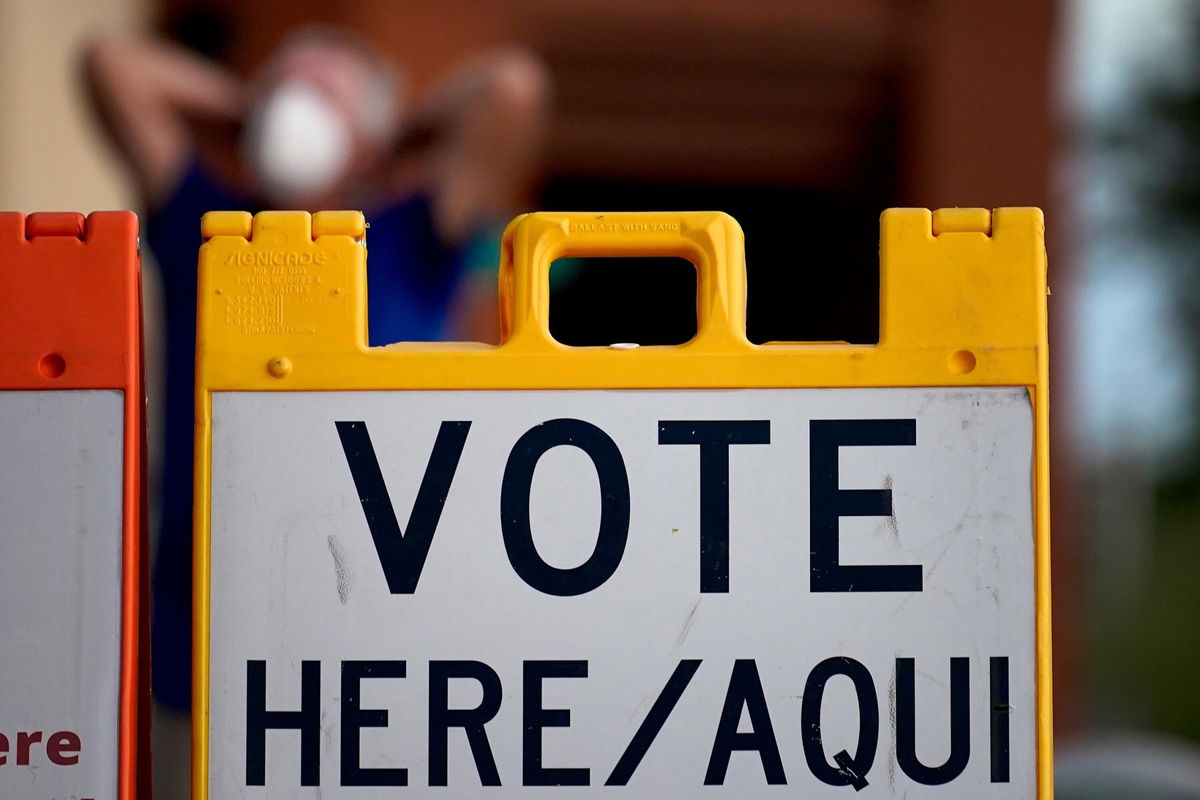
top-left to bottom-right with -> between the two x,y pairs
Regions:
147,160 -> 466,709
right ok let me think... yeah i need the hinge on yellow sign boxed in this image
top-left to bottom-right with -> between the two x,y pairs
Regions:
201,210 -> 365,242
932,208 -> 992,236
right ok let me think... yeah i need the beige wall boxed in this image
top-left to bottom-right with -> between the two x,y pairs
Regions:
0,0 -> 145,212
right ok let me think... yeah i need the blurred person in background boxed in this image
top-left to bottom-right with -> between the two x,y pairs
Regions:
84,26 -> 548,717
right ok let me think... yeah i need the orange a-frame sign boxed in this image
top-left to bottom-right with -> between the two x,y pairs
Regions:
0,212 -> 148,800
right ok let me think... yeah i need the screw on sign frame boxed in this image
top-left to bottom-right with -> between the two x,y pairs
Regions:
192,208 -> 1051,798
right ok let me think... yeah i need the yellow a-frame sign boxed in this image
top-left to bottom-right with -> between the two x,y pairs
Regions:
194,208 -> 1051,798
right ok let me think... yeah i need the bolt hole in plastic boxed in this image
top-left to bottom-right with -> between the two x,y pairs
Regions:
948,349 -> 977,375
39,353 -> 66,378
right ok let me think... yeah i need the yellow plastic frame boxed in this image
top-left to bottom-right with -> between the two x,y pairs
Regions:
193,208 -> 1052,797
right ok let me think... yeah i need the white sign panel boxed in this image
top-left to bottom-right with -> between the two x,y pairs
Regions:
207,387 -> 1035,798
0,390 -> 123,800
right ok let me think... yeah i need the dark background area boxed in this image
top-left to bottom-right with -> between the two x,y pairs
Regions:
541,180 -> 888,346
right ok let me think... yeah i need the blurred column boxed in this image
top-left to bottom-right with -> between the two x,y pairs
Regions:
900,0 -> 1054,208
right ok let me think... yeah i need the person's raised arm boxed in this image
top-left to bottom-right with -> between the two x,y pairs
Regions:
402,48 -> 550,244
84,33 -> 243,208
